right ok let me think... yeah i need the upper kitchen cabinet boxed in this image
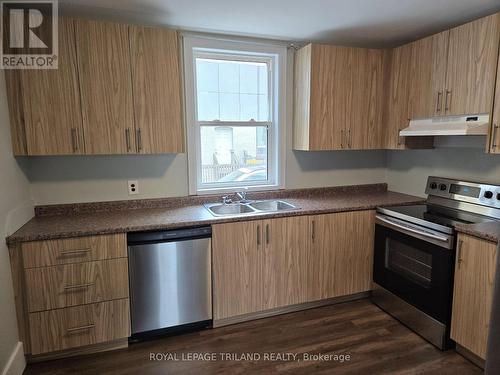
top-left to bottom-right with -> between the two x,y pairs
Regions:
75,19 -> 135,154
444,13 -> 500,116
490,52 -> 500,154
406,13 -> 499,119
5,18 -> 84,155
5,17 -> 185,156
408,31 -> 449,119
293,43 -> 386,151
129,26 -> 184,154
384,44 -> 412,149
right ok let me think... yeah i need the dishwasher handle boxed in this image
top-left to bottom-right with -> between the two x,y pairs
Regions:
128,226 -> 212,245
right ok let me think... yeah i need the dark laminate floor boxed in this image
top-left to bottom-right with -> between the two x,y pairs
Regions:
25,299 -> 481,375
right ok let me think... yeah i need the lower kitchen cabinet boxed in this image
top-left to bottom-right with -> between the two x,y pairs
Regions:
212,220 -> 262,319
9,233 -> 130,359
308,210 -> 375,301
29,299 -> 130,355
212,210 -> 375,322
212,216 -> 309,320
451,234 -> 497,359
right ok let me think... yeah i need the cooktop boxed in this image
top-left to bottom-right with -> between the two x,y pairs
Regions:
377,203 -> 491,234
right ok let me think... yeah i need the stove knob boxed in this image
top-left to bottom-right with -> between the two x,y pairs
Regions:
439,184 -> 447,191
430,182 -> 438,189
484,191 -> 493,199
497,193 -> 500,201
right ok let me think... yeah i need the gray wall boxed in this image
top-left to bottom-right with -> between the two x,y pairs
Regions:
386,147 -> 500,197
0,72 -> 32,373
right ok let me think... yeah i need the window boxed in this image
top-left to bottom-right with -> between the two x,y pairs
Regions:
184,36 -> 286,194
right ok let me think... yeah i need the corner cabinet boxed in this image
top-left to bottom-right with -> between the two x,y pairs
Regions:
212,211 -> 375,324
451,234 -> 497,359
293,44 -> 387,151
5,17 -> 184,156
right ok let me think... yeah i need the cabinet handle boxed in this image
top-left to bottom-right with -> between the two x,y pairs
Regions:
436,91 -> 443,113
125,128 -> 131,152
348,129 -> 352,149
137,129 -> 143,152
492,124 -> 499,149
311,220 -> 315,243
71,128 -> 78,152
66,324 -> 95,334
64,282 -> 95,290
59,248 -> 91,256
265,224 -> 270,245
444,90 -> 452,112
340,130 -> 344,149
457,239 -> 464,268
257,225 -> 261,247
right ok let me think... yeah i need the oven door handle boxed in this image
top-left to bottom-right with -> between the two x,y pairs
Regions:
376,215 -> 451,243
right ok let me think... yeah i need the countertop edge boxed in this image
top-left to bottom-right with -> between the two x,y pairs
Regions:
455,224 -> 499,244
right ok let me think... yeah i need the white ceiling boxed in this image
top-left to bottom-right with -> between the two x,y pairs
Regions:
60,0 -> 500,47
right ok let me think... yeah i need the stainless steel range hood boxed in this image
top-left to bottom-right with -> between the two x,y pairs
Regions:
399,114 -> 490,137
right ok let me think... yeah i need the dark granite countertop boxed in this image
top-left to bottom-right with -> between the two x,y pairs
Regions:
455,221 -> 500,244
6,184 -> 426,245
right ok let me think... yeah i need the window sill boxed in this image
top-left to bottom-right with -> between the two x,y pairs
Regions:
195,183 -> 284,196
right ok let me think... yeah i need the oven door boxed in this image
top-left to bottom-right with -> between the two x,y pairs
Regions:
373,214 -> 456,324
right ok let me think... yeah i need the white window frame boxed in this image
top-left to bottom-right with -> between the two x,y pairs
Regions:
183,35 -> 286,195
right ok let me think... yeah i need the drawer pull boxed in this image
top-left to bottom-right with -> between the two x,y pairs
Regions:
66,324 -> 95,334
59,248 -> 91,256
64,283 -> 95,290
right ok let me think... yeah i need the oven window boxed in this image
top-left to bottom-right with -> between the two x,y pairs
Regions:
385,238 -> 433,288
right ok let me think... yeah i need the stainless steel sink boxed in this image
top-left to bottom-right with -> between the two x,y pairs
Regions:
204,200 -> 298,217
205,203 -> 256,216
248,200 -> 296,212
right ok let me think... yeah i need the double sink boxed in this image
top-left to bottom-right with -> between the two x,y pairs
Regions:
204,200 -> 298,217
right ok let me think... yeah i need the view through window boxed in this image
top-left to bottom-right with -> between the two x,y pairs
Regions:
194,54 -> 274,189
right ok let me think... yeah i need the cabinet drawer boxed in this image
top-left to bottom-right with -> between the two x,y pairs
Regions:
25,258 -> 129,312
29,299 -> 130,355
22,233 -> 127,268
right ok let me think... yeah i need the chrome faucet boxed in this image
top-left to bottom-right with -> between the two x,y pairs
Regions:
221,196 -> 232,205
236,189 -> 252,203
236,191 -> 247,201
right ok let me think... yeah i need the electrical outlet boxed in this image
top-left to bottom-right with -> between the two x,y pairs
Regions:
128,180 -> 139,195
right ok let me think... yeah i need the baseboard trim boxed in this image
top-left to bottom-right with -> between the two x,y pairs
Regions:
213,292 -> 370,328
27,339 -> 128,363
1,342 -> 26,375
456,344 -> 485,369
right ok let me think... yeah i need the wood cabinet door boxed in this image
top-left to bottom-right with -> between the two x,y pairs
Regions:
408,31 -> 449,119
262,216 -> 310,310
451,234 -> 497,359
129,26 -> 184,154
308,44 -> 349,150
212,220 -> 263,320
75,19 -> 135,154
384,45 -> 412,149
20,18 -> 84,155
490,49 -> 500,154
349,48 -> 386,149
308,211 -> 375,301
445,13 -> 500,116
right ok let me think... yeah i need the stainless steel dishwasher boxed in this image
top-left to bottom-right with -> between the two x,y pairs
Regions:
127,227 -> 212,340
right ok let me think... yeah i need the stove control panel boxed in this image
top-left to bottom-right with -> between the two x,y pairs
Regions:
425,176 -> 500,210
